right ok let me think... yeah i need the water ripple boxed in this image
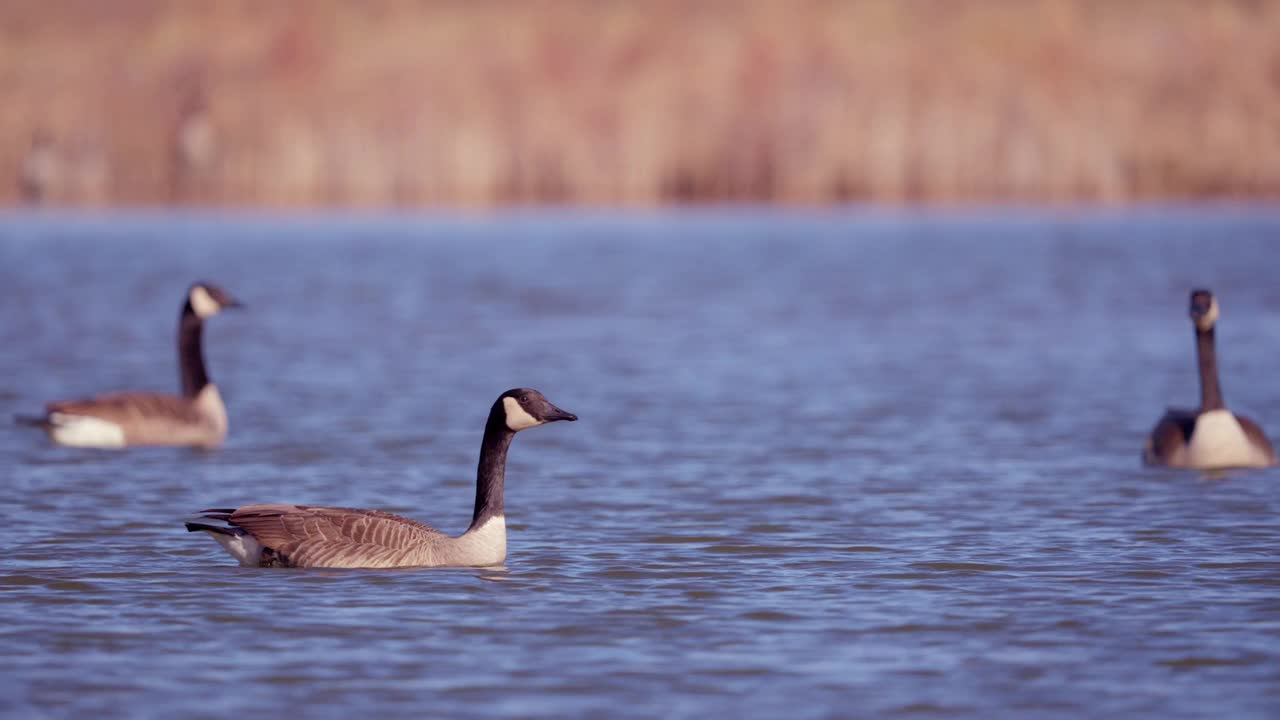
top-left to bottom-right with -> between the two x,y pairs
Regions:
2,210 -> 1279,719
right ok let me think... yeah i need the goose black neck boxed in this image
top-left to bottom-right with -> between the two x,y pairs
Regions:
1196,326 -> 1224,411
470,404 -> 514,530
179,302 -> 209,397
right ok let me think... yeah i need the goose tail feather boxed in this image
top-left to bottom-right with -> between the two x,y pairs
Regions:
185,508 -> 242,535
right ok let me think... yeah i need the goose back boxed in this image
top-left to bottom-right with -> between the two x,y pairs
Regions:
190,504 -> 506,569
186,388 -> 575,569
46,384 -> 227,448
21,281 -> 240,449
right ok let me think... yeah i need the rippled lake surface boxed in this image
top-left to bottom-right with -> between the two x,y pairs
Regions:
1,208 -> 1278,719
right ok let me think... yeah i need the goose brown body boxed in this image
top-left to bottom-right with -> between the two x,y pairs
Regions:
186,389 -> 576,569
1145,408 -> 1274,469
189,505 -> 504,569
1143,289 -> 1276,469
19,282 -> 240,449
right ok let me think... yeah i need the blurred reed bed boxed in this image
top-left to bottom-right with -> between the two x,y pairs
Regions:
2,0 -> 1278,208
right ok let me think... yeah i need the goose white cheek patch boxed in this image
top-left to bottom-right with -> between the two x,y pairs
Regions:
1195,299 -> 1220,331
503,396 -> 542,431
189,285 -> 221,318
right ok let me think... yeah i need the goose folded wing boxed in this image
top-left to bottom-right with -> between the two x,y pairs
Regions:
47,392 -> 203,424
1145,408 -> 1197,464
225,504 -> 445,568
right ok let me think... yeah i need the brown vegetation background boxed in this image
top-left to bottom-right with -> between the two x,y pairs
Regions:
3,0 -> 1280,208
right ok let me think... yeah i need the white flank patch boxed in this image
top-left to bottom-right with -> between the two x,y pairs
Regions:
503,396 -> 542,431
189,285 -> 221,318
1187,409 -> 1269,469
208,531 -> 264,567
48,413 -> 126,449
461,515 -> 507,566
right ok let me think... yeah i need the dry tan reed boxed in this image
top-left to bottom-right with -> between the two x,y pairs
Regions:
2,0 -> 1279,208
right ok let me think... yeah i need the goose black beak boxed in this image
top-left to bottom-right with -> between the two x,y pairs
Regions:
545,405 -> 578,423
224,299 -> 245,310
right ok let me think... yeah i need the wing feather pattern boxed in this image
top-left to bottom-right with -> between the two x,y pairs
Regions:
217,504 -> 448,568
48,392 -> 205,425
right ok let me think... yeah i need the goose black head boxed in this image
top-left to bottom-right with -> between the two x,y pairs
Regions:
1189,288 -> 1218,332
498,388 -> 577,432
188,281 -> 243,319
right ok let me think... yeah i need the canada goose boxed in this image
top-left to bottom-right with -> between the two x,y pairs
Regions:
185,388 -> 577,569
1143,289 -> 1276,469
17,281 -> 242,449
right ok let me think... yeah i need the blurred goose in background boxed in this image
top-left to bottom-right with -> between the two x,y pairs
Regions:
17,281 -> 242,449
185,388 -> 577,569
1143,289 -> 1275,470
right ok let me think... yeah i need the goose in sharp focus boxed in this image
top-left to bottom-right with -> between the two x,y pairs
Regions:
185,388 -> 577,569
1143,289 -> 1276,470
17,281 -> 242,449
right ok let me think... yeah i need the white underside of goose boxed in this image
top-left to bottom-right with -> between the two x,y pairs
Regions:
1187,410 -> 1271,469
47,413 -> 127,449
457,515 -> 507,566
207,532 -> 264,567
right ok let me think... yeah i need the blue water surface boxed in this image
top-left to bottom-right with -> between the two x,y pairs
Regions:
1,207 -> 1277,719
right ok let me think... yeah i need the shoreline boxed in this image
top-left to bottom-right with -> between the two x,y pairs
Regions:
4,0 -> 1278,208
